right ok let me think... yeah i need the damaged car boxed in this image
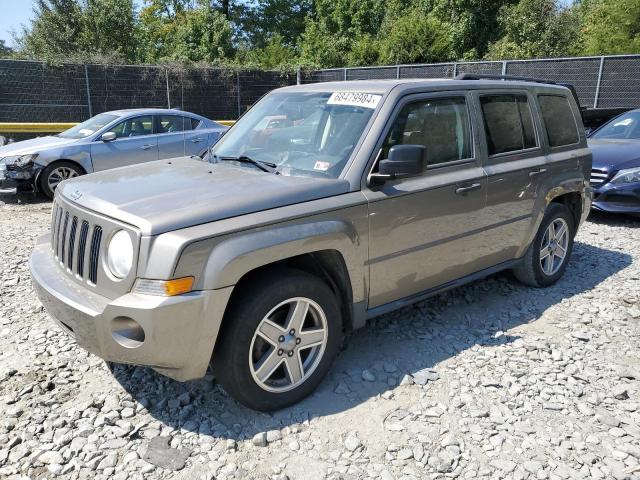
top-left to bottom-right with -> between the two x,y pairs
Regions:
0,109 -> 227,198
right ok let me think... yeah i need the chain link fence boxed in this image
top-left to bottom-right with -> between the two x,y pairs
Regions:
303,55 -> 640,110
0,59 -> 296,125
1,54 -> 639,130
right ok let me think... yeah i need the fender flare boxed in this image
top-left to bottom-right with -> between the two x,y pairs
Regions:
190,220 -> 367,305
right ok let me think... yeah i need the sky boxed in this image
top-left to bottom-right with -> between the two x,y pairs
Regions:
0,0 -> 577,48
0,0 -> 34,46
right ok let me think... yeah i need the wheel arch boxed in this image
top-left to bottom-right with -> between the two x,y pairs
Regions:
549,190 -> 583,229
34,159 -> 87,193
223,249 -> 356,336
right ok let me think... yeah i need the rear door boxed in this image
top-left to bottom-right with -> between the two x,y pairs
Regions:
156,114 -> 189,159
90,115 -> 158,171
183,116 -> 210,156
364,92 -> 492,308
476,91 -> 549,264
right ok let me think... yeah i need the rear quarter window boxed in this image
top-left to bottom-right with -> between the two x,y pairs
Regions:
538,95 -> 580,147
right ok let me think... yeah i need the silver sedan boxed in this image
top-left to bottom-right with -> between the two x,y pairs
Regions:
0,108 -> 227,198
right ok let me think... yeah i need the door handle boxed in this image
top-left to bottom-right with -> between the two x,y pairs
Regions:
141,144 -> 154,150
191,137 -> 203,143
455,183 -> 482,195
529,168 -> 548,178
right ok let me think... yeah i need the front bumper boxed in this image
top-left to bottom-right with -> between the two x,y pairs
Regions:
592,182 -> 640,214
0,165 -> 35,193
29,235 -> 233,381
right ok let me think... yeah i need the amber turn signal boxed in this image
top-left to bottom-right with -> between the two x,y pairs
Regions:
133,277 -> 194,296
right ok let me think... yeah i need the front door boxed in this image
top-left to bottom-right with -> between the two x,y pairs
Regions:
90,115 -> 158,171
364,93 -> 491,308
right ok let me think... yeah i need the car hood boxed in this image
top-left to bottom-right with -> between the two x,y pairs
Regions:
57,157 -> 351,236
0,136 -> 78,158
588,138 -> 640,171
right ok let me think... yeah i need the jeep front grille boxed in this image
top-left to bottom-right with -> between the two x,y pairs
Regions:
590,168 -> 610,187
49,196 -> 139,297
50,200 -> 103,286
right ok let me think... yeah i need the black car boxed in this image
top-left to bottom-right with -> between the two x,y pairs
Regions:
588,109 -> 640,215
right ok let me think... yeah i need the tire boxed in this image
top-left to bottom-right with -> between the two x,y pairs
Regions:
512,203 -> 575,287
212,268 -> 343,411
39,161 -> 83,199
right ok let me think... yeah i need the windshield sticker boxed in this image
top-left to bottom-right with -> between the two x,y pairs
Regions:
78,128 -> 95,136
314,161 -> 331,171
327,92 -> 382,109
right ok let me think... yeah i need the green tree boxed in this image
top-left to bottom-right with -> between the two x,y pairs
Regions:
377,9 -> 454,64
241,0 -> 312,48
417,0 -> 518,59
0,40 -> 13,58
581,0 -> 640,55
486,0 -> 582,59
240,33 -> 298,68
82,0 -> 137,60
15,0 -> 137,61
166,8 -> 234,62
138,1 -> 235,63
299,0 -> 387,67
16,0 -> 84,59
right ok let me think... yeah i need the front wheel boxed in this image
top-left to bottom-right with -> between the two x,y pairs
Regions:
39,161 -> 83,199
211,269 -> 343,411
512,203 -> 575,287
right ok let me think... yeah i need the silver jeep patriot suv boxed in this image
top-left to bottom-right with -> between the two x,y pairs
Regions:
30,77 -> 592,411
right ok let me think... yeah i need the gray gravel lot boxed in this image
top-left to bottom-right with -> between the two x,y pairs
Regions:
1,194 -> 640,480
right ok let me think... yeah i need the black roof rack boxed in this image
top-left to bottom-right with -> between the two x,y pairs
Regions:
455,73 -> 583,111
455,73 -> 556,84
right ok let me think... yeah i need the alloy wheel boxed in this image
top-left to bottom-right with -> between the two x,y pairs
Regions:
47,166 -> 79,190
249,297 -> 328,393
539,217 -> 569,276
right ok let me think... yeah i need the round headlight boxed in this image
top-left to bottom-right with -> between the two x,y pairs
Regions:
106,230 -> 133,279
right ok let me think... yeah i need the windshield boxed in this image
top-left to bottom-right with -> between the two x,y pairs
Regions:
592,111 -> 640,140
210,91 -> 381,178
58,113 -> 119,139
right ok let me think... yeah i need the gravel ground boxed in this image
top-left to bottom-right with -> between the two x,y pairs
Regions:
1,194 -> 640,480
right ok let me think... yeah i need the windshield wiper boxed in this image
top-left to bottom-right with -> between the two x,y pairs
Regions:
217,155 -> 277,173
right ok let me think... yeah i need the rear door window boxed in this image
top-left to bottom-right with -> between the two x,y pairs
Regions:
158,115 -> 187,134
480,95 -> 537,155
538,95 -> 580,147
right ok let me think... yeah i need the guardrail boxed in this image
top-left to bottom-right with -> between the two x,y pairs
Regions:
0,120 -> 236,134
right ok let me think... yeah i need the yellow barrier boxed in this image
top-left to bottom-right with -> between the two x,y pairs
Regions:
0,122 -> 78,133
0,120 -> 236,134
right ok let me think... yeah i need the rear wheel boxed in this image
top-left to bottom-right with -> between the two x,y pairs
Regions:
212,269 -> 342,411
39,161 -> 83,199
513,203 -> 575,287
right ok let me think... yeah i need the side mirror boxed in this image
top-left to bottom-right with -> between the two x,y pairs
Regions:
101,132 -> 117,142
369,144 -> 426,185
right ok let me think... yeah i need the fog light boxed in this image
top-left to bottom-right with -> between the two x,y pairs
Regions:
111,316 -> 145,348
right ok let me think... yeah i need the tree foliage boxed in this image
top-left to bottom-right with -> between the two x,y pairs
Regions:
15,0 -> 137,62
487,0 -> 583,59
7,0 -> 640,68
581,0 -> 640,55
138,1 -> 234,63
0,40 -> 13,58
